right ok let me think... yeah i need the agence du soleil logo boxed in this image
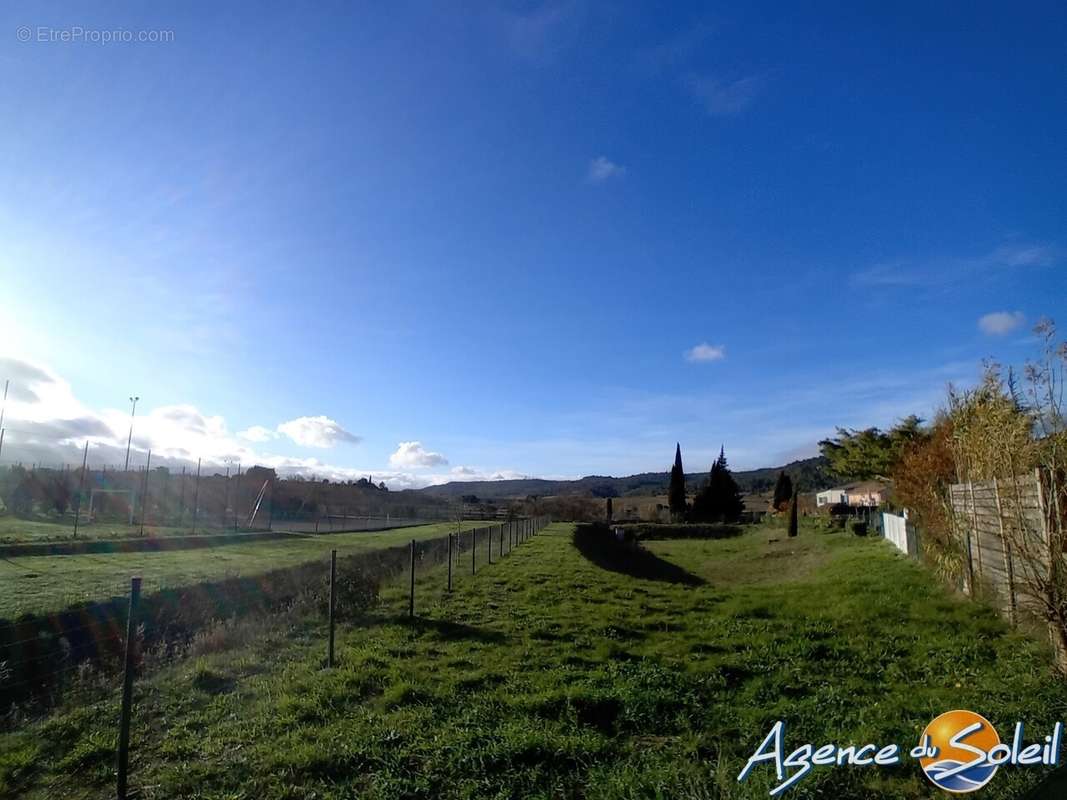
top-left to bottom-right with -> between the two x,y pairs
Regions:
737,710 -> 1063,795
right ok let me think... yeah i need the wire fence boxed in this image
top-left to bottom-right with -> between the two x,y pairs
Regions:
0,457 -> 459,544
1,515 -> 550,797
0,516 -> 550,729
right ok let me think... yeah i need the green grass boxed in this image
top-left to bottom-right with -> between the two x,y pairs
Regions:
0,515 -> 249,544
0,521 -> 484,619
0,515 -> 452,544
3,522 -> 1065,799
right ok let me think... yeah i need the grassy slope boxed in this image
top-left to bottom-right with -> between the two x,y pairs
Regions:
3,522 -> 1065,799
0,521 -> 484,619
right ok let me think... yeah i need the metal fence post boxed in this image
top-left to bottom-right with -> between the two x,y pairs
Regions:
488,525 -> 493,564
191,458 -> 201,535
409,539 -> 416,618
472,528 -> 477,574
328,549 -> 337,667
447,533 -> 453,592
138,450 -> 152,537
116,576 -> 141,800
73,440 -> 88,538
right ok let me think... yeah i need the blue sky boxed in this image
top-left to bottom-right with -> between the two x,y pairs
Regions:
1,1 -> 1065,487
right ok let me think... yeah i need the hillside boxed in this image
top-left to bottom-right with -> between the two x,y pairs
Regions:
420,456 -> 834,500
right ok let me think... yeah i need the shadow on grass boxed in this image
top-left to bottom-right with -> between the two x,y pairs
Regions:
572,525 -> 705,586
381,614 -> 511,644
626,523 -> 743,541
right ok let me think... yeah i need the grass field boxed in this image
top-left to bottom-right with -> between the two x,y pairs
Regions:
0,516 -> 248,544
0,515 -> 452,544
3,521 -> 1065,799
0,521 -> 485,619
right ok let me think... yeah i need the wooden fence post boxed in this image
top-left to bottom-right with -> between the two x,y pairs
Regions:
409,539 -> 416,619
328,550 -> 337,666
488,525 -> 492,564
116,576 -> 141,800
967,481 -> 986,587
964,508 -> 976,596
1034,467 -> 1067,671
472,528 -> 477,575
447,533 -> 453,592
992,478 -> 1019,626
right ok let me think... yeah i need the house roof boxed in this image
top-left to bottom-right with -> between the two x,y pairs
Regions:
817,481 -> 891,493
844,480 -> 890,493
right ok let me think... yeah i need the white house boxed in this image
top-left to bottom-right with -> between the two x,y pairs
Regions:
816,487 -> 846,507
816,481 -> 891,508
844,481 -> 890,507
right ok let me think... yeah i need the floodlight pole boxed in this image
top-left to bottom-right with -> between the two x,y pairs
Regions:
123,396 -> 139,472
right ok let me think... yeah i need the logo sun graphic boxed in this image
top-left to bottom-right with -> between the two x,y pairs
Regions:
919,710 -> 1001,793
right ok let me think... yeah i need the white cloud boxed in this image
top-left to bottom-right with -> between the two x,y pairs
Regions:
0,355 -> 527,490
276,416 -> 360,448
587,156 -> 626,183
638,22 -> 716,76
686,74 -> 762,116
979,311 -> 1026,336
684,342 -> 726,362
492,0 -> 584,63
389,441 -> 449,469
852,242 -> 1060,288
987,244 -> 1057,268
238,425 -> 277,443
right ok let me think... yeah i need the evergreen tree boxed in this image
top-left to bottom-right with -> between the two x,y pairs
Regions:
787,489 -> 799,537
668,443 -> 687,521
772,471 -> 793,511
606,497 -> 613,522
691,446 -> 744,523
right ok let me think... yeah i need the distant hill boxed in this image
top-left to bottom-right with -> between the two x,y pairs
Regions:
419,456 -> 834,500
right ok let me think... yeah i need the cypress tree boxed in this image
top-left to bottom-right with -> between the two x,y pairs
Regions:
773,471 -> 794,512
606,497 -> 613,522
691,445 -> 744,523
668,443 -> 686,521
788,490 -> 799,537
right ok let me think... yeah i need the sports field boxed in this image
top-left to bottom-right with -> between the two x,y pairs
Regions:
0,516 -> 244,544
2,521 -> 1063,799
0,521 -> 484,619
